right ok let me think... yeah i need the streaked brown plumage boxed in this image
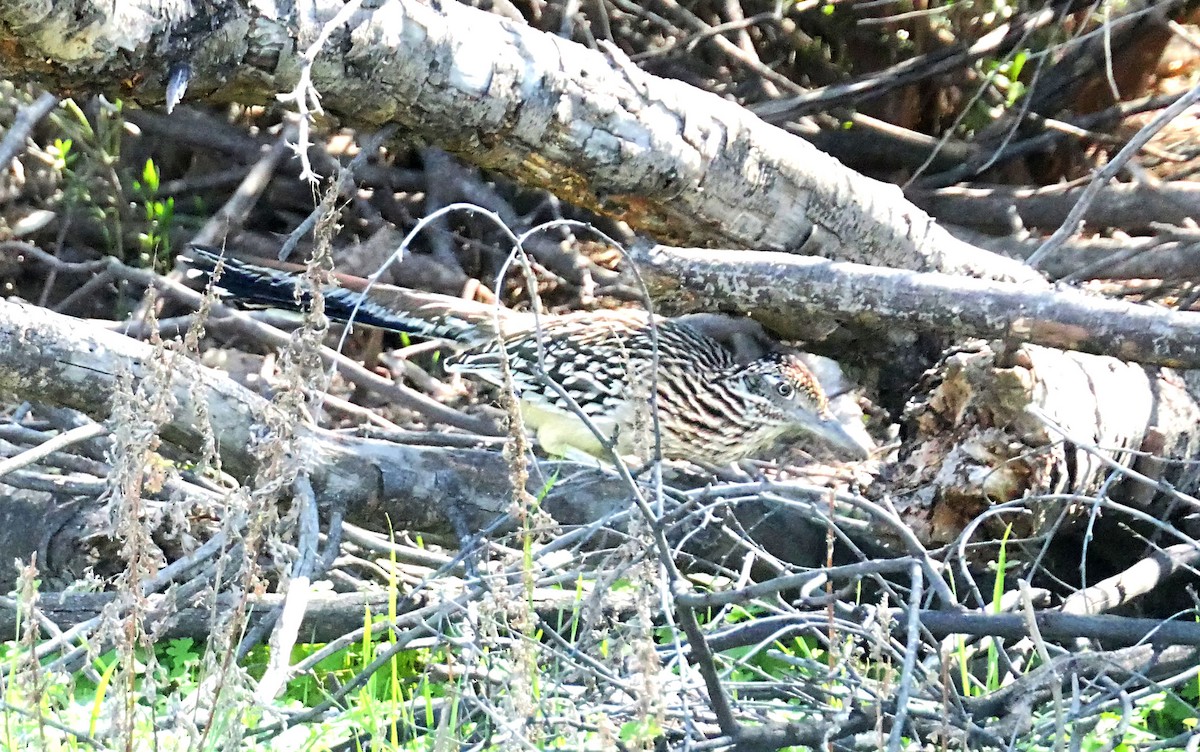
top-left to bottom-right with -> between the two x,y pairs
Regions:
186,247 -> 871,464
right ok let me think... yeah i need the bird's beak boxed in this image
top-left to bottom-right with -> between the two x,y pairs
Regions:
808,413 -> 872,461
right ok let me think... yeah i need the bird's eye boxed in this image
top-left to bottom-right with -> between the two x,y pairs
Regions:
777,381 -> 795,398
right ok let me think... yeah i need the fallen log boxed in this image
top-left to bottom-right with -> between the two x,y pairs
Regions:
883,341 -> 1200,552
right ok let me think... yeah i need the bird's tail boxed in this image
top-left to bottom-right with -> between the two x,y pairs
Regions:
182,245 -> 510,343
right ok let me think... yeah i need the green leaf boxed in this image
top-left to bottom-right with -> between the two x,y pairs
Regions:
142,158 -> 160,193
164,637 -> 196,663
1010,50 -> 1028,80
89,656 -> 120,738
619,719 -> 662,743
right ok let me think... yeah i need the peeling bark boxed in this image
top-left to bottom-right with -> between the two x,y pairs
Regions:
886,342 -> 1200,548
0,0 -> 1042,283
0,298 -> 856,584
3,286 -> 1197,583
627,242 -> 1200,369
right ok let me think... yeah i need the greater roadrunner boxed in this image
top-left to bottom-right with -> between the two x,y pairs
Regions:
185,247 -> 871,465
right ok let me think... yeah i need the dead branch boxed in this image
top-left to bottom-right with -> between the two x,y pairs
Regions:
1059,543 -> 1200,615
0,297 -> 629,533
751,7 -> 1062,121
894,341 -> 1199,551
628,242 -> 1200,368
0,296 -> 879,580
946,226 -> 1200,283
0,0 -> 1041,283
0,90 -> 57,169
0,587 -> 638,646
911,181 -> 1200,235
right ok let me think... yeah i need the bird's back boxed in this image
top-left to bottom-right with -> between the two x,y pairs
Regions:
450,311 -> 765,461
455,310 -> 732,393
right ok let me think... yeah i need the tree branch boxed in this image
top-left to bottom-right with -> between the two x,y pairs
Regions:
0,298 -> 633,538
0,0 -> 1042,283
629,242 -> 1200,368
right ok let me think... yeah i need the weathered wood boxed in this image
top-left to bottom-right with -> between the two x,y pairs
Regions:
628,242 -> 1200,368
911,182 -> 1200,235
5,283 -> 1196,581
0,298 -> 862,584
0,298 -> 619,532
0,588 -> 638,645
890,342 -> 1200,547
0,0 -> 1042,284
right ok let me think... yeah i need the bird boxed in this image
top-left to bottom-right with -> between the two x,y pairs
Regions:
183,246 -> 872,465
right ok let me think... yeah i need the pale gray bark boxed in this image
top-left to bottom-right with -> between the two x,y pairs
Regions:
0,298 -> 628,537
0,0 -> 1042,283
627,242 -> 1200,368
3,296 -> 1197,564
891,342 -> 1200,549
0,298 -> 842,583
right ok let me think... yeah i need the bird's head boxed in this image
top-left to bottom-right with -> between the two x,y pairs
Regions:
736,353 -> 871,461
